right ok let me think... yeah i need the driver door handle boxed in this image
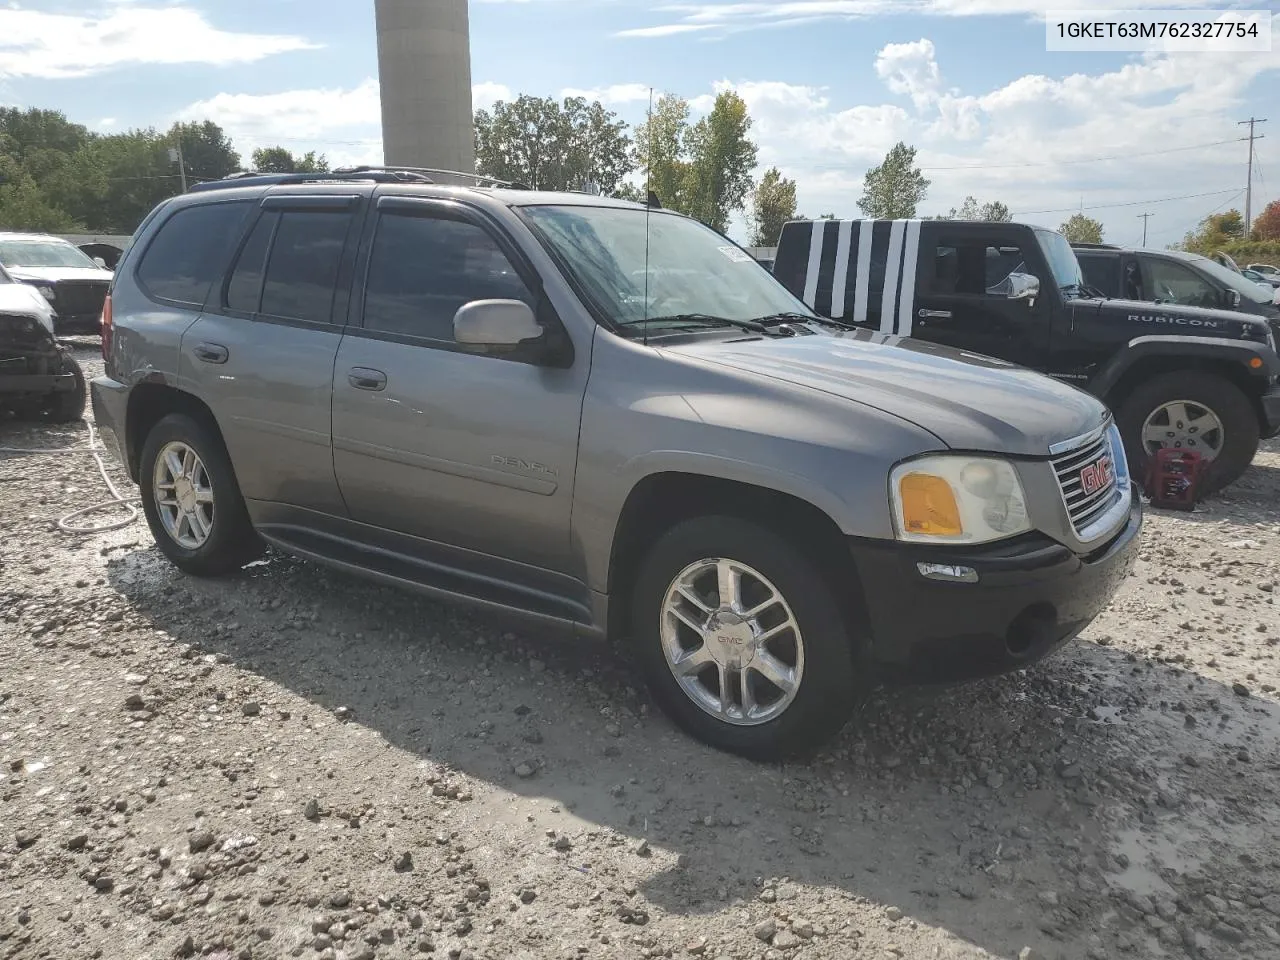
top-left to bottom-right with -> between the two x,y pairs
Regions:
918,309 -> 952,319
348,368 -> 387,392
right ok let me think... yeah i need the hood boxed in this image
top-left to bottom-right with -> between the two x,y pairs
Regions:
7,265 -> 113,284
0,283 -> 55,332
675,329 -> 1106,457
1077,295 -> 1279,338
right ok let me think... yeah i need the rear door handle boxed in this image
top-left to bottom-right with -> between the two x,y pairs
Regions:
348,367 -> 387,392
193,342 -> 228,364
918,309 -> 952,319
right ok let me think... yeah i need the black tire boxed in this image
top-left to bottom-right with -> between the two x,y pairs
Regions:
1116,370 -> 1260,497
139,413 -> 264,577
630,515 -> 859,761
44,353 -> 87,423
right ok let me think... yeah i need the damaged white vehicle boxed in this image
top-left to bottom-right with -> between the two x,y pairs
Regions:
0,262 -> 86,422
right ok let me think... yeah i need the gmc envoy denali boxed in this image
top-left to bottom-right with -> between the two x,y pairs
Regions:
91,168 -> 1142,759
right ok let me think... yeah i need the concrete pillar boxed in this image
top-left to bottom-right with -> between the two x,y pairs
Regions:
375,0 -> 476,175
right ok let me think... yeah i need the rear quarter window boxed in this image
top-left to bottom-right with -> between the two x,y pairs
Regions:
135,201 -> 251,307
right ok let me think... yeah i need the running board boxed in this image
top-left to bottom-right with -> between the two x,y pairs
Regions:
258,524 -> 593,631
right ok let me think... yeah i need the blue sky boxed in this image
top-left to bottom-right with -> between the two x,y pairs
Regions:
1,1 -> 1278,246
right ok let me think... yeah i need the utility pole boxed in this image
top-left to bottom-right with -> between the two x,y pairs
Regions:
1238,117 -> 1267,234
167,142 -> 188,193
1138,212 -> 1153,246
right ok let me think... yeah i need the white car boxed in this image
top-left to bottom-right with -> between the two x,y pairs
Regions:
1,262 -> 87,421
0,232 -> 113,334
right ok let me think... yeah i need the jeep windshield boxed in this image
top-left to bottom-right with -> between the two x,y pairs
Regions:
0,238 -> 100,270
520,204 -> 817,333
1034,229 -> 1085,296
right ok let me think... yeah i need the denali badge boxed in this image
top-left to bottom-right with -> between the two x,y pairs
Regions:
1079,456 -> 1114,496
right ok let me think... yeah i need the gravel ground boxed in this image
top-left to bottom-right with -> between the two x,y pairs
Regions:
2,339 -> 1279,960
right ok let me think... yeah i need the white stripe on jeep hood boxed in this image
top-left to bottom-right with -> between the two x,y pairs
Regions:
802,220 -> 823,308
852,220 -> 873,324
879,219 -> 905,334
830,219 -> 853,318
897,219 -> 921,336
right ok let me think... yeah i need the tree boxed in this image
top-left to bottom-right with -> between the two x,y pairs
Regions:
0,153 -> 81,232
681,91 -> 758,233
858,142 -> 930,219
252,146 -> 328,173
475,94 -> 633,194
1059,213 -> 1105,244
1253,200 -> 1280,241
749,168 -> 797,247
167,121 -> 241,185
633,93 -> 691,212
935,196 -> 1011,221
1180,208 -> 1245,254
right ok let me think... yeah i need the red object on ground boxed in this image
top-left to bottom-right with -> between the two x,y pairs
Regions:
1145,449 -> 1205,511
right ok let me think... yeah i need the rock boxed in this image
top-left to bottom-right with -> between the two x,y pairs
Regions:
634,839 -> 651,857
773,929 -> 802,949
518,887 -> 537,904
303,798 -> 320,821
885,906 -> 903,922
684,936 -> 708,955
124,693 -> 145,711
329,891 -> 351,909
1212,921 -> 1245,944
241,701 -> 261,716
513,762 -> 536,779
793,921 -> 814,939
1056,762 -> 1083,780
416,934 -> 435,952
1018,949 -> 1043,960
394,851 -> 413,873
1038,891 -> 1060,908
453,918 -> 472,936
1232,682 -> 1250,698
754,918 -> 777,942
313,933 -> 333,950
188,830 -> 215,853
92,875 -> 114,892
552,835 -> 572,852
14,830 -> 39,849
65,833 -> 88,851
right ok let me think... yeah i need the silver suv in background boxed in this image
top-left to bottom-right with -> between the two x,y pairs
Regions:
91,169 -> 1141,759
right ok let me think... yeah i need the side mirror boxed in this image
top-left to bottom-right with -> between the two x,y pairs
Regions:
988,271 -> 1040,301
93,257 -> 108,269
1226,289 -> 1242,309
453,299 -> 544,351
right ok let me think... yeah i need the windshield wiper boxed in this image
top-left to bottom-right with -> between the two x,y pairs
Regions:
753,311 -> 856,331
642,313 -> 768,334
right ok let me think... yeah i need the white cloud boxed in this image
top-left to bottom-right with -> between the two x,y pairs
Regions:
473,82 -> 513,110
560,83 -> 654,105
0,6 -> 318,79
620,0 -> 1226,38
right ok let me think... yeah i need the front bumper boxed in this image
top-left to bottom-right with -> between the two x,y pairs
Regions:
1261,383 -> 1280,439
90,375 -> 131,478
849,487 -> 1142,684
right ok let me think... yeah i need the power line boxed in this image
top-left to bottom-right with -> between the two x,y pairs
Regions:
1012,187 -> 1241,217
920,137 -> 1247,172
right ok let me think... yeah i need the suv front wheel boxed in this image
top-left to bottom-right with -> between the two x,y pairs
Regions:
139,413 -> 264,576
631,515 -> 859,760
1116,370 -> 1259,496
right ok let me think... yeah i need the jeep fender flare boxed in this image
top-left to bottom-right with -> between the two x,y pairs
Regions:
1088,335 -> 1279,401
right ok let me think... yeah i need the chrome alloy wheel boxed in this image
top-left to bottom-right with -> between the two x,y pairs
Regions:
660,558 -> 804,726
153,441 -> 215,549
1141,400 -> 1225,462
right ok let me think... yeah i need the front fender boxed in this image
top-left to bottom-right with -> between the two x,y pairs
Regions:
1090,335 -> 1279,399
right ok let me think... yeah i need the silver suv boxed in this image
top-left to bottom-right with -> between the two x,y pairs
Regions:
91,170 -> 1142,759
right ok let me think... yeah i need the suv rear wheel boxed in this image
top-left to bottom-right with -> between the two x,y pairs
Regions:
1116,370 -> 1259,496
630,515 -> 859,760
139,413 -> 264,576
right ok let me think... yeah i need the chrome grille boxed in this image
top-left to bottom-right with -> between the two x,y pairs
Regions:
1052,428 -> 1121,538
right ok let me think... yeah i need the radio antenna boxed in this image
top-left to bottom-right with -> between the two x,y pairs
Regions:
643,86 -> 654,348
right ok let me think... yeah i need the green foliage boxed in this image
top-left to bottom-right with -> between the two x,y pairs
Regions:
682,92 -> 758,234
937,196 -> 1011,221
1179,208 -> 1250,255
633,93 -> 692,211
750,168 -> 797,247
858,142 -> 930,219
475,94 -> 633,194
252,147 -> 329,173
1059,213 -> 1105,244
1249,200 -> 1279,241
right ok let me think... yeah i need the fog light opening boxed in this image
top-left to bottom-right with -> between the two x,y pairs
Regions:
1006,603 -> 1058,658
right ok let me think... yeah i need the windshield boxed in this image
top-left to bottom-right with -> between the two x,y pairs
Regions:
1034,229 -> 1083,290
0,238 -> 99,270
1185,254 -> 1273,304
520,205 -> 814,329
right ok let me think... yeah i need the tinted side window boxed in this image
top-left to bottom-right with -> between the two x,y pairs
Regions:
930,239 -> 1027,296
1142,257 -> 1217,309
364,214 -> 532,341
260,211 -> 352,324
225,212 -> 278,313
136,201 -> 250,306
1078,254 -> 1119,297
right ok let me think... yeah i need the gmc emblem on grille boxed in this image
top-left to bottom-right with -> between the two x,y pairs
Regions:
1079,456 -> 1113,496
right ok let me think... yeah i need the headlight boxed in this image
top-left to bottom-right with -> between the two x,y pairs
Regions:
890,455 -> 1031,544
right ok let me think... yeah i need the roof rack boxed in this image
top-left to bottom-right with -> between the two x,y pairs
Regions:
188,166 -> 530,194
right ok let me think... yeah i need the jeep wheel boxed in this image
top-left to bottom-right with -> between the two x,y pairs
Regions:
631,516 -> 858,760
1116,371 -> 1259,496
139,413 -> 264,576
44,354 -> 87,423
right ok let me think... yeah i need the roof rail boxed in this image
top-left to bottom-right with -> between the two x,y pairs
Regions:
188,169 -> 441,193
332,165 -> 530,190
1069,242 -> 1121,250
